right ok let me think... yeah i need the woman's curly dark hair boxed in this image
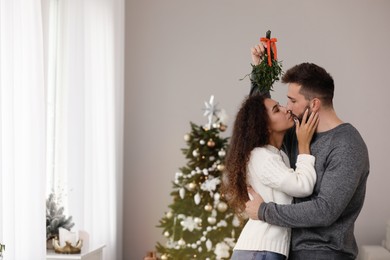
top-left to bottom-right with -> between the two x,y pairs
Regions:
221,94 -> 270,214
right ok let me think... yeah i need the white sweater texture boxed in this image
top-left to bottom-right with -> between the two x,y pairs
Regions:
233,145 -> 316,257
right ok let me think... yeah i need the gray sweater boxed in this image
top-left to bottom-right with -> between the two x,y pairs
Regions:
259,123 -> 369,259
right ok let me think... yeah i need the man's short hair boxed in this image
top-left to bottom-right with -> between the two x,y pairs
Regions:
282,63 -> 334,107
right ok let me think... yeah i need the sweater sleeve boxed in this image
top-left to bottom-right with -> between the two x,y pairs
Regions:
251,151 -> 316,197
259,137 -> 369,228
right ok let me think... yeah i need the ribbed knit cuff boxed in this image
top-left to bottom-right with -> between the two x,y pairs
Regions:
258,202 -> 267,221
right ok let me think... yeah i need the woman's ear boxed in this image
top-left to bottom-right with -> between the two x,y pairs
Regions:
311,98 -> 321,112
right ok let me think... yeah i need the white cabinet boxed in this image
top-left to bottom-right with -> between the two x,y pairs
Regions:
46,245 -> 105,260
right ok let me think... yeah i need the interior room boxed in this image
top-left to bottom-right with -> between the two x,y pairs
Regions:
0,0 -> 389,259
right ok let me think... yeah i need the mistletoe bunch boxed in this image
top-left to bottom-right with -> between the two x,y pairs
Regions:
242,30 -> 283,96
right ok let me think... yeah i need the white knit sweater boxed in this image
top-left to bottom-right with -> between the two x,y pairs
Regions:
233,145 -> 316,257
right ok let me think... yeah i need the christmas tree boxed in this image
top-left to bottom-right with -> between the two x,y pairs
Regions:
46,193 -> 75,241
156,96 -> 246,260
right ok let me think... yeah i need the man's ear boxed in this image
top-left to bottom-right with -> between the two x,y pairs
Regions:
311,98 -> 321,112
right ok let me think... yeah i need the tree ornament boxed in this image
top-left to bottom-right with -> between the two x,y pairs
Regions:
203,95 -> 220,129
187,182 -> 197,191
207,217 -> 217,225
206,239 -> 212,251
200,176 -> 221,193
179,188 -> 185,199
181,216 -> 202,232
161,254 -> 168,260
184,134 -> 191,141
199,140 -> 205,145
232,215 -> 241,227
192,149 -> 199,157
207,139 -> 215,147
194,217 -> 202,224
219,123 -> 227,132
214,241 -> 231,259
164,231 -> 170,237
214,192 -> 221,201
204,203 -> 213,211
217,164 -> 225,171
194,193 -> 201,205
218,149 -> 226,157
217,202 -> 228,212
217,220 -> 228,227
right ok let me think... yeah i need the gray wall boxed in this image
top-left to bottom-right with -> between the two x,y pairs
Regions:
124,1 -> 390,259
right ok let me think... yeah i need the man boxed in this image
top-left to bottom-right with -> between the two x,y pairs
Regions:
245,43 -> 370,260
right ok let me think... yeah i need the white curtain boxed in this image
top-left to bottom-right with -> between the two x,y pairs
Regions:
46,0 -> 124,260
0,0 -> 47,259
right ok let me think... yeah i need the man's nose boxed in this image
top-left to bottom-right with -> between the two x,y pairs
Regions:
280,106 -> 288,113
286,102 -> 292,110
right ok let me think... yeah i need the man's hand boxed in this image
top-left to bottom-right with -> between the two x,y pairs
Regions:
245,186 -> 264,220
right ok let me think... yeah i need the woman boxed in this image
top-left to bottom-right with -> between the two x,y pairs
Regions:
222,94 -> 319,260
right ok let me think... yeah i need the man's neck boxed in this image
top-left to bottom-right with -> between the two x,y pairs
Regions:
316,109 -> 344,133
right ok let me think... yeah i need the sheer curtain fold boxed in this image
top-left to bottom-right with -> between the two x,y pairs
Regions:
0,0 -> 46,259
0,0 -> 123,259
51,0 -> 124,260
